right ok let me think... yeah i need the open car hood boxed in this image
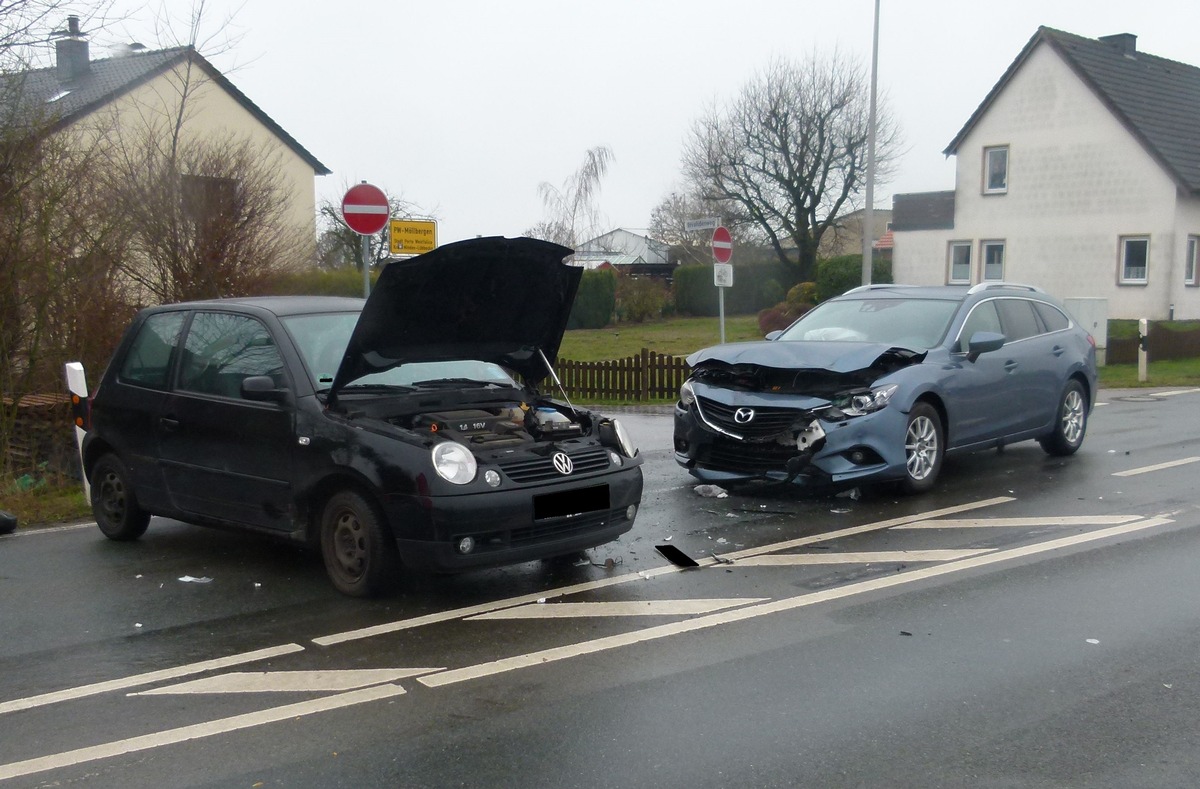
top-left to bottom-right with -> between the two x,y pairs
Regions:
330,236 -> 578,396
688,340 -> 919,374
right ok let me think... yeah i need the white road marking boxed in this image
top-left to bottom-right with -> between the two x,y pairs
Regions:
467,599 -> 765,620
1113,457 -> 1200,477
0,683 -> 407,783
0,644 -> 305,716
313,495 -> 1015,646
132,668 -> 442,695
419,516 -> 1172,689
1154,388 -> 1200,397
895,515 -> 1141,529
736,549 -> 992,565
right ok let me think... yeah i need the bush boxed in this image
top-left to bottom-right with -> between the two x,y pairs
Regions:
674,260 -> 798,316
815,255 -> 893,302
787,281 -> 817,306
757,302 -> 813,334
263,266 -> 374,297
616,276 -> 668,323
567,268 -> 616,329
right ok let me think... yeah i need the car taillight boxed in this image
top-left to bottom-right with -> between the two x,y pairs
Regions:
1087,334 -> 1096,348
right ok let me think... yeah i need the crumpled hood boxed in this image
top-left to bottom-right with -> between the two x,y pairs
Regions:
330,236 -> 578,395
687,340 -> 913,374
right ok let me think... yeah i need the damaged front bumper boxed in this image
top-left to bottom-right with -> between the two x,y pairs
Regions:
672,387 -> 912,488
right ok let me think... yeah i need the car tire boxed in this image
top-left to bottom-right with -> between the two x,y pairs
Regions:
1039,379 -> 1088,457
91,454 -> 151,541
901,402 -> 943,494
320,490 -> 400,597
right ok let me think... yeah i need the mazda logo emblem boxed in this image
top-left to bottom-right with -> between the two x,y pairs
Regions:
552,452 -> 573,475
733,407 -> 755,424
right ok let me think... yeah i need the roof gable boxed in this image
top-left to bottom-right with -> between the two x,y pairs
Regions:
944,27 -> 1200,194
0,46 -> 330,175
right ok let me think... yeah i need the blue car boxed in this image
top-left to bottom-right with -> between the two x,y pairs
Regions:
673,283 -> 1098,493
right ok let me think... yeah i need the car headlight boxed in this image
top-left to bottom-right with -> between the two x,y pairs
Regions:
431,441 -> 477,484
837,383 -> 899,417
599,418 -> 639,458
679,380 -> 696,406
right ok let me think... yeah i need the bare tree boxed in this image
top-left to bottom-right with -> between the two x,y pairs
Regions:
526,145 -> 612,248
681,52 -> 901,281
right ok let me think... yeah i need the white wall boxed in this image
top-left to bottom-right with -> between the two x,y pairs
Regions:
896,42 -> 1197,319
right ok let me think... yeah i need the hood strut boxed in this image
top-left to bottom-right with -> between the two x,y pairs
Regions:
538,347 -> 576,412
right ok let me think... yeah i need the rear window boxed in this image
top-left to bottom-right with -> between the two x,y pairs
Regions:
118,312 -> 185,388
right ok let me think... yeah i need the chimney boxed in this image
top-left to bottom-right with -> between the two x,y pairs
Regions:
54,16 -> 90,83
1099,33 -> 1137,57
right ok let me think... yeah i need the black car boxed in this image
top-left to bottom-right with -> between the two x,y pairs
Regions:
81,237 -> 643,596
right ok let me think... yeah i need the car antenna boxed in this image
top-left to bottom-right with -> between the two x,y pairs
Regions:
537,347 -> 576,411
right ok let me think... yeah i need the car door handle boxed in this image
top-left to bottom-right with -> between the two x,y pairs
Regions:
1051,345 -> 1065,356
1004,360 -> 1018,373
159,416 -> 180,431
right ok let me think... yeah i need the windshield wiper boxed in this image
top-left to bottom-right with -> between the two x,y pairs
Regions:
335,383 -> 415,393
410,378 -> 509,389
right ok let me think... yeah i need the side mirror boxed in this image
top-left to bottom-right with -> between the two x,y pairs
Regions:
765,330 -> 783,341
241,375 -> 288,402
966,331 -> 1005,362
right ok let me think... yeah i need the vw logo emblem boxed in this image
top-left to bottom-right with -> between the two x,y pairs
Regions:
733,407 -> 756,424
552,452 -> 573,475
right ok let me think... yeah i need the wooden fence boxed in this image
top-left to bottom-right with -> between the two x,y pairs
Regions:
555,348 -> 690,402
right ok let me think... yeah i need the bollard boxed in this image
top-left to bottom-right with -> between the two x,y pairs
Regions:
1137,318 -> 1148,383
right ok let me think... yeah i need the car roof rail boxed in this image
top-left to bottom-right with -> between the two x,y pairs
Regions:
966,282 -> 1045,295
842,283 -> 916,295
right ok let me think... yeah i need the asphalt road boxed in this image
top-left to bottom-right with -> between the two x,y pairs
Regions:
2,388 -> 1200,787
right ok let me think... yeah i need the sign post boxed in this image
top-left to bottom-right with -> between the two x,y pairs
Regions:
341,183 -> 391,297
711,226 -> 733,344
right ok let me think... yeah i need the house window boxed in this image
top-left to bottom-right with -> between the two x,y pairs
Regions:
983,146 -> 1008,194
181,174 -> 239,226
1120,236 -> 1149,284
1187,236 -> 1198,286
982,241 -> 1005,281
948,242 -> 971,284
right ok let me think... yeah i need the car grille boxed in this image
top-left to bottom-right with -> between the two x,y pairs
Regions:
697,435 -> 796,474
696,397 -> 806,439
497,447 -> 611,483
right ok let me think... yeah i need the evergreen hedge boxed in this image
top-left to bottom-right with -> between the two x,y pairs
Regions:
673,260 -> 796,316
567,268 -> 616,329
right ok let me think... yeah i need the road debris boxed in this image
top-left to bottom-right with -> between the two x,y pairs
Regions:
0,510 -> 16,535
178,575 -> 213,584
694,484 -> 729,498
709,551 -> 734,565
656,544 -> 700,569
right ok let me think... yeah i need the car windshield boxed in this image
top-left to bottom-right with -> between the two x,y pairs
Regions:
777,296 -> 959,350
280,312 -> 519,391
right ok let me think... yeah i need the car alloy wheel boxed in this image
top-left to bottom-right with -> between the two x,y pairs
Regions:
1039,379 -> 1088,456
902,402 -> 944,494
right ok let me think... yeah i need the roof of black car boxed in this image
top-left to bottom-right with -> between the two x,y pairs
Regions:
144,295 -> 365,317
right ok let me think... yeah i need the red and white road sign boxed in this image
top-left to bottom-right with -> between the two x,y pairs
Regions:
711,226 -> 733,263
341,183 -> 390,235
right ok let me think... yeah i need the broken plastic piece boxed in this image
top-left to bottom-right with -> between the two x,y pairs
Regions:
694,484 -> 728,498
178,575 -> 213,584
0,510 -> 16,535
655,544 -> 700,569
709,551 -> 734,565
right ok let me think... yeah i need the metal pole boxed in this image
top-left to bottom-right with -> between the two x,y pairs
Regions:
361,234 -> 371,298
718,287 -> 726,344
861,0 -> 880,286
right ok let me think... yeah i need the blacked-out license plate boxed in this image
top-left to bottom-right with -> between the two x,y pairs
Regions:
533,484 -> 610,520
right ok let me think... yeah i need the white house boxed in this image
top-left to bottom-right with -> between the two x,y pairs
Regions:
892,27 -> 1200,320
572,228 -> 674,276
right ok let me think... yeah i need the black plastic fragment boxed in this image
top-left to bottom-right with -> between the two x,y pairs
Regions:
655,544 -> 700,569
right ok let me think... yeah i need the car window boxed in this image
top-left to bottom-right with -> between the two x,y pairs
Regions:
995,298 -> 1041,342
179,312 -> 285,398
778,297 -> 958,349
118,312 -> 185,388
956,301 -> 1002,351
1034,302 -> 1070,333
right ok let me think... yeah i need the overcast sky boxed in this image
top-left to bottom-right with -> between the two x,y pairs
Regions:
90,1 -> 1199,245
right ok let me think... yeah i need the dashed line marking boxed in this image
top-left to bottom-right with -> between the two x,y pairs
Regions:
467,599 -> 765,620
736,549 -> 992,565
1113,457 -> 1200,477
895,515 -> 1140,529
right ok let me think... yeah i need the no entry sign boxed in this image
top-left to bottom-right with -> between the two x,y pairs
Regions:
711,226 -> 733,263
341,183 -> 390,235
